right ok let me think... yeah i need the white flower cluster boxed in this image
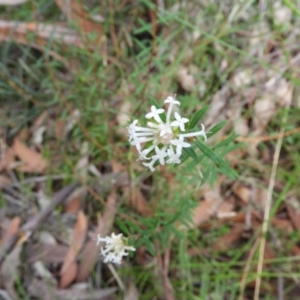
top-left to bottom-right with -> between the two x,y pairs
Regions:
97,233 -> 136,264
128,96 -> 207,171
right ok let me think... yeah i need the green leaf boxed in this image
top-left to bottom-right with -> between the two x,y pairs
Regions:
135,234 -> 155,255
188,105 -> 210,129
125,220 -> 142,233
145,239 -> 155,256
195,140 -> 237,179
183,147 -> 198,162
150,99 -> 166,122
283,0 -> 300,17
213,133 -> 239,149
207,121 -> 226,138
217,143 -> 240,156
150,98 -> 162,109
115,218 -> 130,235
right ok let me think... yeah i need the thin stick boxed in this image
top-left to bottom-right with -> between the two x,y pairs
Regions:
107,263 -> 125,291
236,126 -> 300,143
239,235 -> 260,300
254,100 -> 291,299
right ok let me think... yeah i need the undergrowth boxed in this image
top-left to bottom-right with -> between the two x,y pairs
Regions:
1,0 -> 300,299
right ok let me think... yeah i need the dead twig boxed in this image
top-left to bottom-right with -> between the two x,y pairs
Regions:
253,88 -> 292,299
236,126 -> 300,143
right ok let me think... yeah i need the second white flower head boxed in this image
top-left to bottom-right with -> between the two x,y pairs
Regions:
97,233 -> 136,264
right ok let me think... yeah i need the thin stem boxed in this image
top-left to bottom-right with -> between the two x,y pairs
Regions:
253,90 -> 292,300
166,102 -> 173,125
180,131 -> 206,138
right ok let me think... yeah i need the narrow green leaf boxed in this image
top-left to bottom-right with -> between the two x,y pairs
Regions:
145,239 -> 155,256
134,238 -> 144,248
213,133 -> 239,149
188,105 -> 210,129
195,140 -> 236,178
207,121 -> 226,138
125,220 -> 142,233
150,98 -> 162,109
283,0 -> 300,17
183,147 -> 198,162
115,218 -> 130,235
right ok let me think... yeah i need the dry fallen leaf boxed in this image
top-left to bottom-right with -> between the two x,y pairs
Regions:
233,185 -> 251,204
191,200 -> 214,228
216,198 -> 236,219
60,210 -> 87,288
117,101 -> 132,127
60,262 -> 78,289
32,126 -> 46,145
177,67 -> 195,92
253,95 -> 276,136
190,183 -> 227,228
55,119 -> 66,139
263,241 -> 276,261
12,137 -> 48,173
273,1 -> 292,25
0,0 -> 27,4
0,175 -> 12,189
266,78 -> 293,107
234,184 -> 269,209
1,217 -> 21,244
39,231 -> 57,245
32,261 -> 57,285
27,243 -> 69,264
30,111 -> 48,134
55,286 -> 118,300
204,86 -> 230,128
128,186 -> 153,217
28,278 -> 56,300
64,187 -> 86,214
0,245 -> 22,300
0,20 -> 84,49
249,21 -> 271,56
76,190 -> 117,282
212,225 -> 244,251
116,101 -> 133,137
286,204 -> 300,232
75,142 -> 89,181
271,217 -> 293,233
0,146 -> 15,172
63,109 -> 80,138
232,69 -> 253,88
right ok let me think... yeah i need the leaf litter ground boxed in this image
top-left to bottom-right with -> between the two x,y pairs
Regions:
1,1 -> 300,299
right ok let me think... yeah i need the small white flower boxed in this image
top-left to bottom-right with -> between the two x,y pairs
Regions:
152,146 -> 168,165
166,146 -> 181,164
97,233 -> 136,264
127,95 -> 207,171
158,123 -> 173,138
145,106 -> 165,123
171,135 -> 191,155
164,96 -> 180,106
142,160 -> 156,172
138,145 -> 155,160
170,112 -> 189,131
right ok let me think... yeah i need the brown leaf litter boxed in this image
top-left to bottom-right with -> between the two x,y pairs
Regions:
12,137 -> 48,173
76,190 -> 117,282
60,210 -> 88,288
